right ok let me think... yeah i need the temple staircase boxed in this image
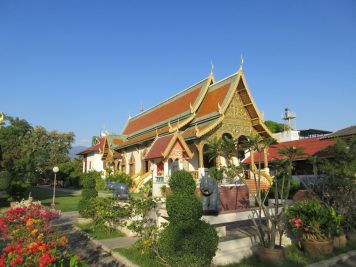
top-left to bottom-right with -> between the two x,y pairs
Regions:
130,171 -> 152,193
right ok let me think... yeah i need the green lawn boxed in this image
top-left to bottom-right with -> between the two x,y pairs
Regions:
76,222 -> 125,240
114,241 -> 356,267
29,186 -> 81,212
114,247 -> 164,267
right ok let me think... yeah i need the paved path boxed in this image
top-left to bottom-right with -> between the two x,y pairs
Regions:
53,211 -> 137,267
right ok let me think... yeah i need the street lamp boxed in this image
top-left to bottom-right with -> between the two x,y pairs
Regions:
52,166 -> 59,207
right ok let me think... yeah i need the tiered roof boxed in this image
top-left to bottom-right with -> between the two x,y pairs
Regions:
79,69 -> 273,157
118,69 -> 272,149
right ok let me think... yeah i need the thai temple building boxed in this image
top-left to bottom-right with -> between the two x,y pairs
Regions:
79,67 -> 274,192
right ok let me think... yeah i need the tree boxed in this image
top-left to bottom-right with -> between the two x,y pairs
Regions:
265,120 -> 286,133
0,115 -> 32,172
308,137 -> 356,233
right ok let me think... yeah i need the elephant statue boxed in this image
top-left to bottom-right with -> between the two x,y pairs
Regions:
200,176 -> 220,215
105,181 -> 129,200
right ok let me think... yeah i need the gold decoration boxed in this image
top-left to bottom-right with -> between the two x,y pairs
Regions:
0,112 -> 4,125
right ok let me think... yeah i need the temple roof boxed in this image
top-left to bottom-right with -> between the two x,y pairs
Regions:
116,69 -> 272,149
242,137 -> 334,164
77,137 -> 105,155
145,132 -> 193,160
121,76 -> 212,136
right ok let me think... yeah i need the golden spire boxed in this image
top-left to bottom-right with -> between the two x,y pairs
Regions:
0,112 -> 4,125
239,54 -> 244,71
210,61 -> 214,76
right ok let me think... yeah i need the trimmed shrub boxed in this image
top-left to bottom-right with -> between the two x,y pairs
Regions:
79,172 -> 98,218
159,221 -> 219,267
80,172 -> 99,188
159,170 -> 218,266
168,170 -> 195,194
166,193 -> 202,227
0,171 -> 11,191
81,188 -> 98,199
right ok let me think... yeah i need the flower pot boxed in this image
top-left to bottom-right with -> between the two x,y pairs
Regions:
257,247 -> 284,266
334,235 -> 347,248
347,230 -> 356,241
302,239 -> 333,254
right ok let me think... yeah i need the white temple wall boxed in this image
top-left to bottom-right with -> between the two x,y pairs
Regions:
85,152 -> 104,173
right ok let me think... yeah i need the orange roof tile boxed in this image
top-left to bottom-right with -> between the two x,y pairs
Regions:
122,86 -> 202,135
196,83 -> 230,118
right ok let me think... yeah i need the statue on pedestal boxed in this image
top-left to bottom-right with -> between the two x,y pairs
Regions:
200,176 -> 219,215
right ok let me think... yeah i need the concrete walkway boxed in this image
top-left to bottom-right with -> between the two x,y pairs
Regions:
53,211 -> 139,267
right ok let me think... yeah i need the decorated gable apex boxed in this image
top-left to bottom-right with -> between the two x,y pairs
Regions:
145,132 -> 193,161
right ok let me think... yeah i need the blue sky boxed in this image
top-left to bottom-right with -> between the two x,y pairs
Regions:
1,0 -> 355,146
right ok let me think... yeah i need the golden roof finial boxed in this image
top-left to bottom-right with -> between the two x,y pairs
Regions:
210,61 -> 214,75
240,54 -> 244,71
155,127 -> 158,137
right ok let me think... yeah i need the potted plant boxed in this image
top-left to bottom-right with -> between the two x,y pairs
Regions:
286,200 -> 334,254
241,137 -> 303,265
331,209 -> 347,248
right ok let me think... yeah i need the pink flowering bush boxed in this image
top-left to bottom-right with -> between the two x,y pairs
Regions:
286,200 -> 334,241
0,198 -> 84,267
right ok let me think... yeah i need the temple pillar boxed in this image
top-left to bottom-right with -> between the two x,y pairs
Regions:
164,160 -> 169,178
178,159 -> 184,170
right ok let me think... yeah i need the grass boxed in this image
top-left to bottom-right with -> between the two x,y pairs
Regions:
114,247 -> 164,267
113,241 -> 356,267
76,222 -> 125,240
29,186 -> 81,212
222,240 -> 356,267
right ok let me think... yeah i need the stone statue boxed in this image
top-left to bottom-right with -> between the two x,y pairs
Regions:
105,181 -> 129,200
200,176 -> 220,215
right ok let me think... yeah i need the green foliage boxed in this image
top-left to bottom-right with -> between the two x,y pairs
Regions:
265,120 -> 286,133
92,197 -> 130,232
168,170 -> 195,194
80,171 -> 99,188
58,159 -> 82,188
0,171 -> 11,191
78,171 -> 98,218
286,200 -> 334,240
160,170 -> 218,266
127,193 -> 156,236
159,221 -> 219,267
78,198 -> 97,218
208,167 -> 224,183
166,193 -> 203,227
81,188 -> 98,199
107,172 -> 133,187
0,115 -> 75,189
308,137 -> 356,232
268,175 -> 300,199
7,178 -> 29,201
95,176 -> 106,191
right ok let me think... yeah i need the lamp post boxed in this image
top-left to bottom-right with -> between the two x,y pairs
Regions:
52,166 -> 59,207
